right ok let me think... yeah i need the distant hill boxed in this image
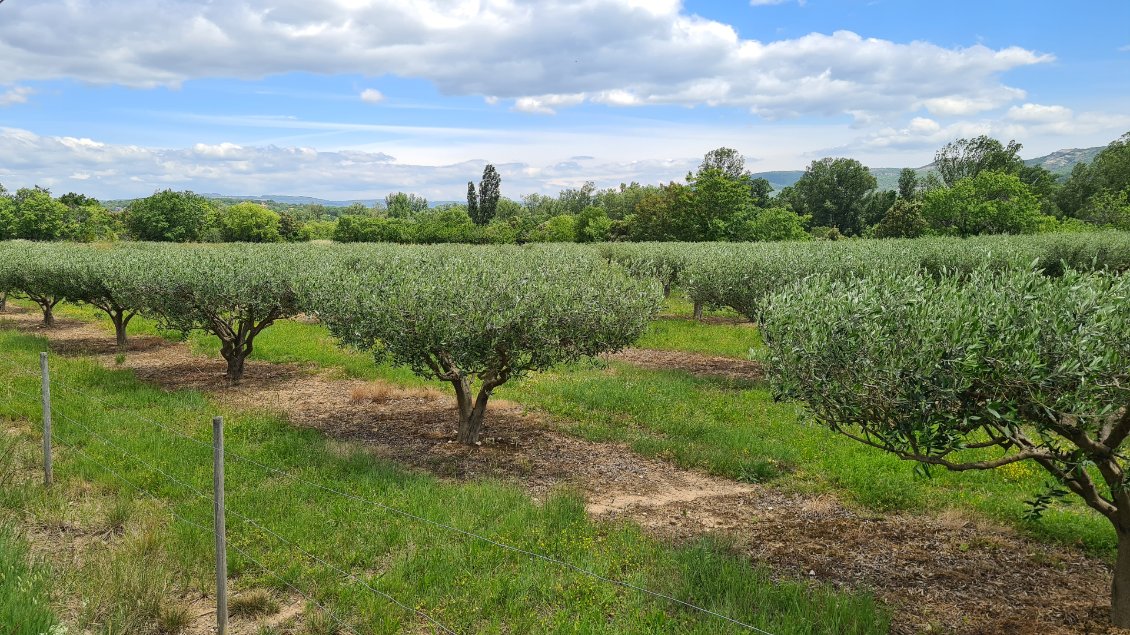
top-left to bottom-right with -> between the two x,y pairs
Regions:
101,144 -> 1106,207
749,144 -> 1106,192
1023,147 -> 1103,176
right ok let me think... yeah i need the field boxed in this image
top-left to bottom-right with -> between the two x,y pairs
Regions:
0,236 -> 1128,634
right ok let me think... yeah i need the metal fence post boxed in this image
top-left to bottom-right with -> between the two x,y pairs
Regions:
213,416 -> 228,634
39,352 -> 52,487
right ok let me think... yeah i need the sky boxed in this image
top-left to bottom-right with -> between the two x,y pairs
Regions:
0,0 -> 1128,202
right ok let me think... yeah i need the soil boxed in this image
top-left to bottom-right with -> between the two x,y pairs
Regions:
605,348 -> 765,382
2,306 -> 1126,635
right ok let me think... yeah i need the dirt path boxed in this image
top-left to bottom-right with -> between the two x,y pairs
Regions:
605,348 -> 765,382
2,308 -> 1124,635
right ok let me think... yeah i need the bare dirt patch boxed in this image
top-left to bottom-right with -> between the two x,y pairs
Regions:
3,308 -> 1125,634
606,348 -> 765,382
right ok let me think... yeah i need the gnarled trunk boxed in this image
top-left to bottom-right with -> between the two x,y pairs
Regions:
452,376 -> 493,445
0,291 -> 6,312
224,353 -> 247,385
39,301 -> 56,327
662,282 -> 671,299
110,309 -> 135,348
693,301 -> 704,321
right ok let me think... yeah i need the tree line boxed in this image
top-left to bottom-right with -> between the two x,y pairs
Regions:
3,132 -> 1127,245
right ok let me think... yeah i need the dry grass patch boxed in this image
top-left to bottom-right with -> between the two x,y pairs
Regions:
230,589 -> 281,618
349,382 -> 444,404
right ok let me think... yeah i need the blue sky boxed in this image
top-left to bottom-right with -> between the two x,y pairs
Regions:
0,0 -> 1127,201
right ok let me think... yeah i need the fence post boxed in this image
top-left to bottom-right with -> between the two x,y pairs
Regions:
213,416 -> 228,634
39,352 -> 52,488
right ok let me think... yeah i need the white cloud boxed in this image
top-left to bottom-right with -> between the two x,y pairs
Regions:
0,126 -> 708,200
513,93 -> 585,115
0,85 -> 34,106
0,1 -> 1049,119
1007,103 -> 1073,123
359,88 -> 384,104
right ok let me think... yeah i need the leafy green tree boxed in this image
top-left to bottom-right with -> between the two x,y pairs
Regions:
897,168 -> 919,200
872,199 -> 928,238
790,158 -> 878,236
934,136 -> 1024,187
859,190 -> 897,228
306,246 -> 660,444
748,177 -> 773,208
700,147 -> 746,179
125,190 -> 213,242
63,202 -> 118,242
625,182 -> 692,241
575,206 -> 612,242
278,212 -> 303,242
218,202 -> 282,242
688,167 -> 756,241
556,182 -> 597,217
466,182 -> 479,222
414,207 -> 478,243
300,219 -> 337,241
1058,132 -> 1130,217
474,165 -> 501,225
922,171 -> 1042,237
733,207 -> 809,242
530,214 -> 577,242
385,192 -> 428,219
0,196 -> 17,240
14,187 -> 68,241
762,267 -> 1130,627
1084,190 -> 1130,230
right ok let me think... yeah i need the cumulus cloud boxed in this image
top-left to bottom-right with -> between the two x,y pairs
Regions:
0,85 -> 34,106
848,108 -> 1130,155
0,0 -> 1049,119
1007,103 -> 1073,123
359,88 -> 384,104
0,127 -> 704,200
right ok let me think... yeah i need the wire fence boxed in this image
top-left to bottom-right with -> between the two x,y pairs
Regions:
0,350 -> 776,635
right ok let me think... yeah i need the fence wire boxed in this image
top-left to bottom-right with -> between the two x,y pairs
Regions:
0,350 -> 777,635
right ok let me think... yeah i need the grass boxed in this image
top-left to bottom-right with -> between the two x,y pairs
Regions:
16,299 -> 1118,554
0,328 -> 889,634
0,522 -> 57,635
634,318 -> 762,359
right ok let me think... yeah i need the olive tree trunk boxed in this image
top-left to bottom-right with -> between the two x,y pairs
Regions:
443,364 -> 510,445
693,301 -> 704,321
0,291 -> 6,312
32,296 -> 59,327
1114,531 -> 1130,627
452,377 -> 493,444
210,309 -> 281,385
106,307 -> 135,347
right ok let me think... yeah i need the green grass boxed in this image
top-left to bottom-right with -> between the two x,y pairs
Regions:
0,522 -> 57,635
18,299 -> 1118,554
635,318 -> 763,359
659,289 -> 743,321
0,328 -> 889,634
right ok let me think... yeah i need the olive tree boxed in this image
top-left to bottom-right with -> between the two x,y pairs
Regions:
762,267 -> 1130,626
130,245 -> 303,383
56,246 -> 154,346
305,245 -> 660,444
0,242 -> 68,326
